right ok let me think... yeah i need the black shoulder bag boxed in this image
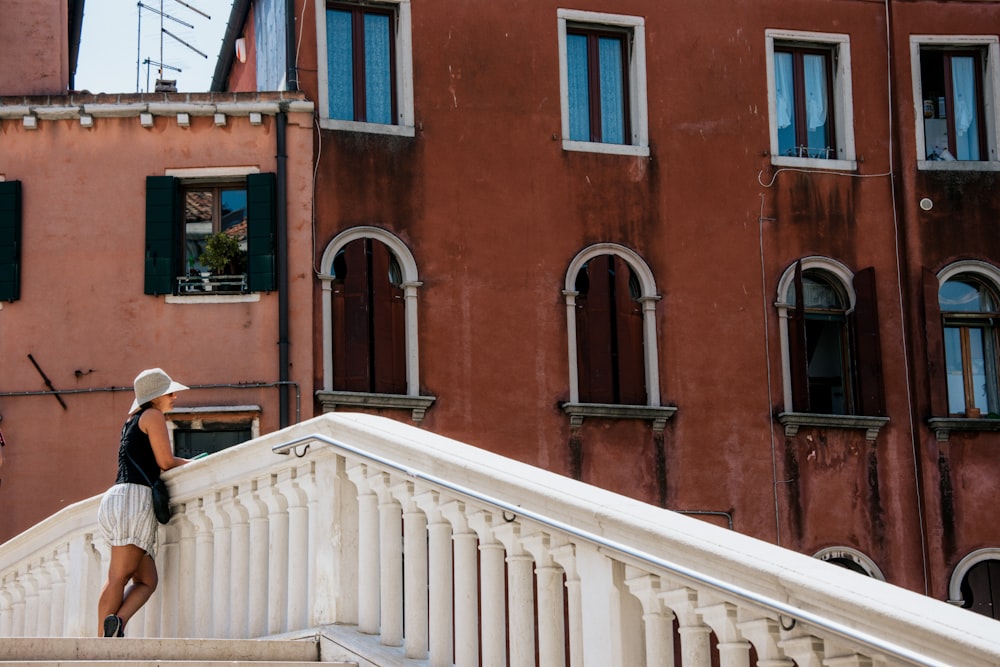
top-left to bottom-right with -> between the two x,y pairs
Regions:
124,447 -> 171,524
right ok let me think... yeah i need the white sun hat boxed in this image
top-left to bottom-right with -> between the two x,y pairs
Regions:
129,368 -> 189,414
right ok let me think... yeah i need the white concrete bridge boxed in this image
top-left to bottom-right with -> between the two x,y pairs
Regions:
2,413 -> 999,666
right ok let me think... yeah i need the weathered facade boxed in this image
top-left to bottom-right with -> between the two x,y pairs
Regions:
3,0 -> 1000,618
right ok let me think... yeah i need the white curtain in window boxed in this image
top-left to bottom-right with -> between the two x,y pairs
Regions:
803,55 -> 827,131
951,56 -> 976,136
774,52 -> 793,129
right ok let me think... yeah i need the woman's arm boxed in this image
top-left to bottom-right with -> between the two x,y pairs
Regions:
139,409 -> 189,471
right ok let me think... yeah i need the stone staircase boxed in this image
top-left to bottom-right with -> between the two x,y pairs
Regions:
0,635 -> 356,667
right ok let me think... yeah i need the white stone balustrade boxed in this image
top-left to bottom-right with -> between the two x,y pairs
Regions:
2,413 -> 1000,666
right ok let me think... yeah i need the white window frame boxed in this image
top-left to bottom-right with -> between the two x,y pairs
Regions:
765,29 -> 857,170
315,0 -> 416,137
910,35 -> 1000,171
557,9 -> 649,157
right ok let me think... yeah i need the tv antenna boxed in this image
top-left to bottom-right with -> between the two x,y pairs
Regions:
135,1 -> 212,92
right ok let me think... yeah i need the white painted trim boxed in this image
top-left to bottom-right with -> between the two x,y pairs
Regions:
164,166 -> 261,179
315,0 -> 415,135
948,547 -> 1000,604
813,546 -> 885,581
765,29 -> 857,167
563,243 -> 661,406
556,9 -> 649,155
319,226 -> 422,396
910,35 -> 1000,166
936,259 -> 1000,288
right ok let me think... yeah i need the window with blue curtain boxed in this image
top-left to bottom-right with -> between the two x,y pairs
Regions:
326,3 -> 396,124
566,28 -> 629,144
774,45 -> 834,159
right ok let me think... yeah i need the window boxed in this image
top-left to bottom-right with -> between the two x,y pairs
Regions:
316,0 -> 414,136
0,180 -> 21,302
318,227 -> 435,422
777,259 -> 885,417
145,171 -> 276,297
168,406 -> 259,458
557,10 -> 648,156
950,549 -> 1000,620
939,274 -> 1000,418
766,30 -> 856,169
911,36 -> 999,167
813,547 -> 885,580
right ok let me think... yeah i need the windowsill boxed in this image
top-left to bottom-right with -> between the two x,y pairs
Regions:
770,155 -> 857,171
777,412 -> 889,441
165,293 -> 261,304
318,118 -> 416,138
562,140 -> 650,157
917,160 -> 1000,172
927,416 -> 1000,442
316,390 -> 436,423
561,402 -> 676,432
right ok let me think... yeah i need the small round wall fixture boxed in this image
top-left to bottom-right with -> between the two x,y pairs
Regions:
919,197 -> 934,211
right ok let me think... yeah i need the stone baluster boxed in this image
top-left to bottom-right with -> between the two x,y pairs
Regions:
737,617 -> 795,667
245,479 -> 270,638
310,453 -> 355,628
152,526 -> 176,637
624,569 -> 674,667
572,544 -> 623,665
221,486 -> 250,638
819,639 -> 875,667
346,463 -> 380,635
778,634 -> 825,667
33,559 -> 53,637
551,543 -> 583,667
50,546 -> 71,636
282,464 -> 312,632
661,587 -> 712,667
415,491 -> 454,667
175,510 -> 198,638
494,522 -> 535,667
21,567 -> 38,636
523,532 -> 567,667
65,533 -> 102,638
698,600 -> 751,667
260,473 -> 290,635
440,500 -> 478,667
371,471 -> 403,647
205,489 -> 233,638
7,579 -> 25,637
0,584 -> 12,637
189,499 -> 216,638
395,481 -> 429,660
469,510 -> 507,667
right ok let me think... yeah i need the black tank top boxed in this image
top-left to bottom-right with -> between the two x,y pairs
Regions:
115,409 -> 161,486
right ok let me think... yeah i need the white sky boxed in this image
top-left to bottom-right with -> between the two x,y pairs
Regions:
75,0 -> 235,94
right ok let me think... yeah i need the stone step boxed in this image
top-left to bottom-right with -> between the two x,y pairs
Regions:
0,636 -> 350,663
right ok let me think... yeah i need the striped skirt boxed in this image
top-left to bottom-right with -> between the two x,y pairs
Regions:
97,483 -> 158,559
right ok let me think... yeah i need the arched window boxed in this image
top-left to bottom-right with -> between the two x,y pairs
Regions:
939,274 -> 1000,418
562,244 -> 674,430
318,227 -> 434,422
949,548 -> 1000,620
813,546 -> 885,580
776,258 -> 885,418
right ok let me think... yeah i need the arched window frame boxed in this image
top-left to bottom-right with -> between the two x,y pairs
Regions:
813,546 -> 885,580
927,260 -> 1000,440
948,547 -> 1000,607
775,256 -> 889,440
317,226 -> 435,422
561,243 -> 675,430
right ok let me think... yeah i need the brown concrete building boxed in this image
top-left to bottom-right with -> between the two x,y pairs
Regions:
3,0 -> 1000,619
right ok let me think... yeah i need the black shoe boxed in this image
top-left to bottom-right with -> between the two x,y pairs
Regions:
103,614 -> 122,638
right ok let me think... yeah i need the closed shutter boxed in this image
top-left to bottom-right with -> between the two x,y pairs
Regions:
144,176 -> 179,295
0,181 -> 21,302
851,267 -> 885,416
789,260 -> 810,411
923,267 -> 948,417
371,241 -> 406,394
613,257 -> 646,405
338,239 -> 372,391
246,172 -> 276,292
577,255 -> 615,404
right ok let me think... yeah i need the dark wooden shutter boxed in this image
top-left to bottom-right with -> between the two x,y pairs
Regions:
246,172 -> 276,292
0,181 -> 22,302
370,242 -> 406,394
613,257 -> 646,405
923,267 -> 948,417
337,239 -> 372,392
851,267 -> 885,416
789,260 -> 810,411
577,255 -> 615,403
144,176 -> 179,295
964,560 -> 1000,620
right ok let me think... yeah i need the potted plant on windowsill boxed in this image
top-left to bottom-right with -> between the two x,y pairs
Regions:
198,231 -> 247,291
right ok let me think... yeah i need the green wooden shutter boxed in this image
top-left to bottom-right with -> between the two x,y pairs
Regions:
144,176 -> 179,295
246,172 -> 276,292
0,181 -> 22,302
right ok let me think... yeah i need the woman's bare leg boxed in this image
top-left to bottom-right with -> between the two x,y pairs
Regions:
97,544 -> 158,635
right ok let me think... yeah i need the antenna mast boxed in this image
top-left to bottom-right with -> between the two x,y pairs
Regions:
134,0 -> 211,93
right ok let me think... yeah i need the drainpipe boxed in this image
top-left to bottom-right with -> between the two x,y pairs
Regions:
277,110 -> 290,427
285,0 -> 298,91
